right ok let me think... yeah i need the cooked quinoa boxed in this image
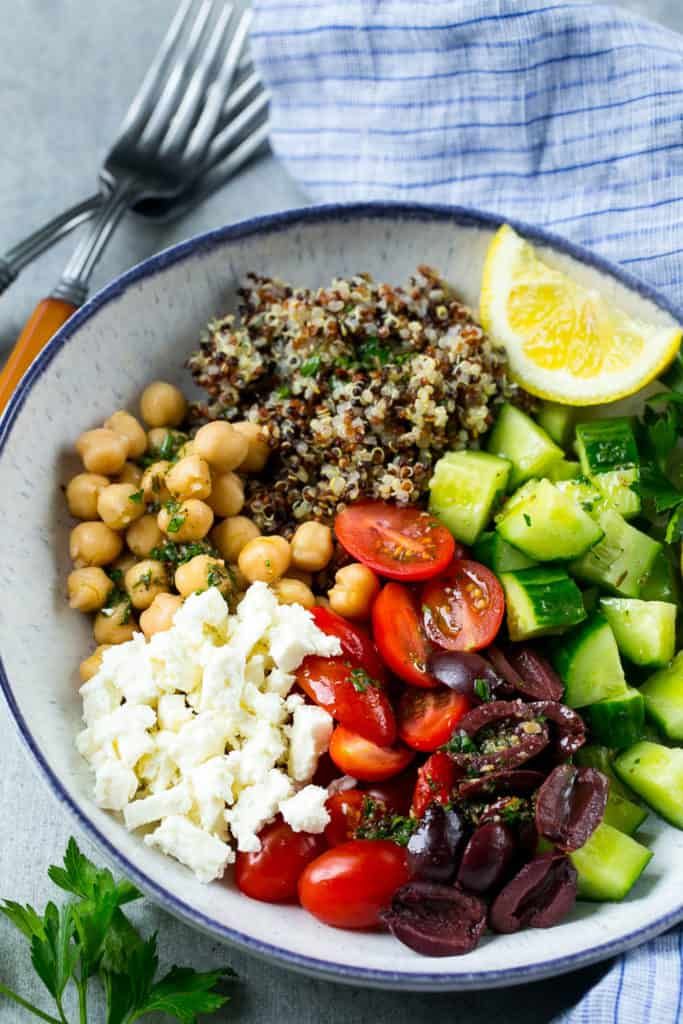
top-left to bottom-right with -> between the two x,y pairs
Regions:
188,266 -> 523,533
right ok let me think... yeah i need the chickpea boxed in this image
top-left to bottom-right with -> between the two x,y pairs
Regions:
175,554 -> 232,598
233,421 -> 270,472
124,559 -> 168,610
176,440 -> 196,459
166,455 -> 212,501
282,566 -> 313,587
104,410 -> 147,459
140,593 -> 183,639
238,535 -> 291,584
67,567 -> 112,612
207,471 -> 244,517
126,514 -> 163,558
272,577 -> 315,610
328,563 -> 380,620
111,551 -> 138,576
141,460 -> 172,503
116,462 -> 143,487
97,483 -> 146,530
79,645 -> 111,683
157,499 -> 213,542
66,473 -> 110,520
194,420 -> 248,472
211,516 -> 260,563
94,601 -> 136,645
70,522 -> 122,567
291,521 -> 334,572
140,381 -> 187,428
76,428 -> 128,475
147,427 -> 177,451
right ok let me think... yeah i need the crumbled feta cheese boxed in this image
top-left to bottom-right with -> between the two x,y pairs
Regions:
157,694 -> 193,733
232,722 -> 286,787
123,782 -> 192,830
226,769 -> 293,852
173,587 -> 229,649
269,602 -> 341,672
189,756 -> 234,836
145,815 -> 234,883
166,712 -> 231,774
280,785 -> 330,834
98,634 -> 158,706
265,667 -> 296,697
288,704 -> 334,782
94,760 -> 138,810
148,630 -> 201,694
79,676 -> 120,727
114,729 -> 155,770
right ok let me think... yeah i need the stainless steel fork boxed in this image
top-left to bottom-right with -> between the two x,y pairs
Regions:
0,0 -> 253,412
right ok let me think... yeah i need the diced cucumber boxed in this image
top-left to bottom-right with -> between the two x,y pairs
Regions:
582,587 -> 600,615
496,479 -> 603,562
556,477 -> 605,515
487,404 -> 563,489
428,450 -> 510,544
499,567 -> 586,642
471,531 -> 537,573
575,418 -> 641,519
639,651 -> 683,742
537,402 -> 576,448
547,459 -> 581,482
615,741 -> 683,828
599,598 -> 677,668
569,508 -> 662,598
586,688 -> 645,749
570,822 -> 652,901
552,614 -> 628,708
640,549 -> 682,606
603,790 -> 649,835
575,745 -> 637,802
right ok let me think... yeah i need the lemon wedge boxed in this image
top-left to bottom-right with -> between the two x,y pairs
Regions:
480,224 -> 682,406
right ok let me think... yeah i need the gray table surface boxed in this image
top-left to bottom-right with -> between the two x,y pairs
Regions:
1,2 -> 680,1021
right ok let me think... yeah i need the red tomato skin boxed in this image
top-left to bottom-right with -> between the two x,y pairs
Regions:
421,559 -> 505,652
297,656 -> 397,747
235,818 -> 326,903
329,725 -> 415,782
310,606 -> 388,684
325,789 -> 371,846
372,583 -> 438,689
335,501 -> 455,582
362,767 -> 417,816
298,840 -> 411,929
397,686 -> 470,752
411,752 -> 460,818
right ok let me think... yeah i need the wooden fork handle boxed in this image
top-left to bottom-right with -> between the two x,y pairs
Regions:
0,296 -> 77,413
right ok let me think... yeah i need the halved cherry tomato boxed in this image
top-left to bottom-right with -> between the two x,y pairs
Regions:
296,656 -> 396,746
335,501 -> 456,581
311,606 -> 388,684
411,752 -> 460,818
298,840 -> 411,929
372,582 -> 437,688
421,559 -> 505,652
312,752 -> 341,789
235,817 -> 326,903
397,686 -> 470,752
325,789 -> 375,846
329,725 -> 415,781
362,767 -> 417,816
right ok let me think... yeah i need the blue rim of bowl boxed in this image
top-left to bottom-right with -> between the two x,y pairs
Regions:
1,200 -> 682,990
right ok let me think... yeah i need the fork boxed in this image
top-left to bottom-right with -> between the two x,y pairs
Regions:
0,0 -> 253,413
0,66 -> 268,295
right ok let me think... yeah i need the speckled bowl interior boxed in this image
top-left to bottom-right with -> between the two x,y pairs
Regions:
1,203 -> 682,991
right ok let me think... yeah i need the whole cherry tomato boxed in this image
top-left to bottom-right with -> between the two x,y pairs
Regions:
298,840 -> 411,928
372,582 -> 437,688
411,752 -> 460,818
235,818 -> 326,903
335,502 -> 456,581
297,656 -> 396,746
329,725 -> 415,782
311,606 -> 388,684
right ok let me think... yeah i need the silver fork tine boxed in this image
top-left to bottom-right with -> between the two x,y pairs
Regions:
117,0 -> 196,144
141,0 -> 213,150
185,8 -> 253,161
160,1 -> 235,158
207,86 -> 270,169
224,70 -> 261,120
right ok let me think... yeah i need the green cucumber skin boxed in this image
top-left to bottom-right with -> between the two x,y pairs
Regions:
547,459 -> 581,482
575,746 -> 647,834
615,742 -> 683,829
586,689 -> 645,749
603,790 -> 648,836
575,418 -> 639,476
569,508 -> 662,599
428,450 -> 510,545
575,745 -> 640,802
500,568 -> 586,641
639,652 -> 683,742
487,403 -> 563,490
471,531 -> 536,573
640,549 -> 682,606
570,822 -> 652,901
537,402 -> 576,448
552,614 -> 627,709
496,479 -> 603,562
599,597 -> 677,668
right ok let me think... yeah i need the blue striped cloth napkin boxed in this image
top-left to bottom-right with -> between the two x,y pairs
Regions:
250,0 -> 683,1019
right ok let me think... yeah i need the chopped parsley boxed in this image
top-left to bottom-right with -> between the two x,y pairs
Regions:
349,667 -> 376,693
523,513 -> 532,527
276,385 -> 291,399
357,336 -> 393,368
207,564 -> 234,589
300,355 -> 322,378
138,430 -> 188,468
164,499 -> 186,534
128,489 -> 144,504
150,540 -> 217,565
354,798 -> 418,847
473,678 -> 493,702
442,730 -> 477,755
133,569 -> 153,590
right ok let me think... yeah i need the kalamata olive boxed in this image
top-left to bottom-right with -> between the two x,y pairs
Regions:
457,822 -> 516,894
489,853 -> 578,934
528,701 -> 586,760
449,700 -> 550,773
486,646 -> 525,689
505,646 -> 564,702
478,795 -> 533,828
406,804 -> 467,883
457,769 -> 545,801
428,650 -> 506,703
381,881 -> 487,956
535,764 -> 608,851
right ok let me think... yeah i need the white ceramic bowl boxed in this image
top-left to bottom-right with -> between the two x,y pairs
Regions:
1,203 -> 682,991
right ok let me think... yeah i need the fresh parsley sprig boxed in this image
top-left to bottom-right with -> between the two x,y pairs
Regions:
0,839 -> 235,1024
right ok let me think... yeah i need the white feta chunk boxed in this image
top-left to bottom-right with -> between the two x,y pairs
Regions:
233,722 -> 286,786
242,683 -> 287,725
166,712 -> 230,773
114,729 -> 155,769
173,587 -> 229,649
94,760 -> 138,810
148,630 -> 201,694
190,756 -> 235,836
268,602 -> 341,672
288,704 -> 334,783
266,667 -> 296,697
137,748 -> 179,794
279,785 -> 330,834
99,634 -> 158,705
123,783 -> 192,830
145,815 -> 234,883
79,675 -> 120,726
157,694 -> 193,733
226,769 -> 293,852
199,645 -> 246,720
